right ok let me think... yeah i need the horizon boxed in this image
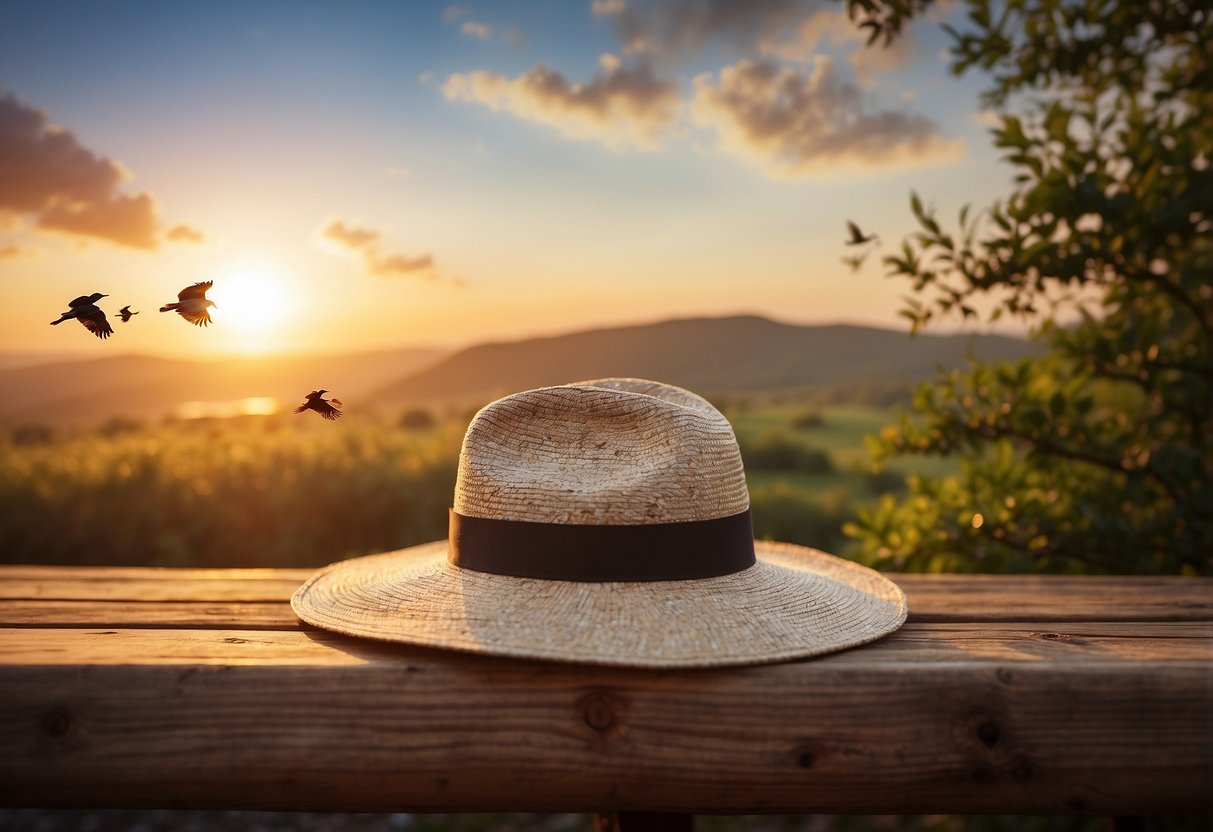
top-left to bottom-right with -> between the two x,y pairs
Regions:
0,310 -> 1032,369
2,1 -> 1022,363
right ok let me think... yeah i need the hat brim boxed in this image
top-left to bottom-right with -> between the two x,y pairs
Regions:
291,540 -> 907,668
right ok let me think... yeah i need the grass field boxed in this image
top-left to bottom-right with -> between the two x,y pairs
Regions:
0,400 -> 941,567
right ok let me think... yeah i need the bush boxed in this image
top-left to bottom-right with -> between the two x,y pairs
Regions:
790,408 -> 825,430
750,482 -> 854,553
399,407 -> 436,430
0,420 -> 461,568
739,431 -> 834,474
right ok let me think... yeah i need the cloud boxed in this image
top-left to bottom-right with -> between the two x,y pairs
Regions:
502,25 -> 527,49
324,218 -> 380,251
166,223 -> 205,244
321,218 -> 435,279
37,191 -> 160,249
461,21 -> 491,40
370,251 -> 434,277
592,0 -> 627,15
602,0 -> 830,60
442,54 -> 680,149
691,57 -> 962,176
599,0 -> 921,79
0,243 -> 37,259
0,91 -> 199,249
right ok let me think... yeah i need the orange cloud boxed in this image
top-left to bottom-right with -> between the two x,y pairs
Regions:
0,243 -> 37,259
691,57 -> 962,176
321,218 -> 435,279
442,54 -> 679,149
323,218 -> 380,250
167,223 -> 206,244
0,91 -> 200,250
370,251 -> 434,277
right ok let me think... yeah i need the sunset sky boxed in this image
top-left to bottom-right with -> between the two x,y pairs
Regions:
1,0 -> 1013,361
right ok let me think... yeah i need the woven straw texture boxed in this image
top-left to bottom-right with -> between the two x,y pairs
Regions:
454,381 -> 749,525
292,378 -> 907,667
292,540 -> 907,668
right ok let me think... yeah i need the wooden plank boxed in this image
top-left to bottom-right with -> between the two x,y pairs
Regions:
1,622 -> 1211,666
0,566 -> 311,603
0,628 -> 1207,815
899,574 -> 1213,622
0,600 -> 300,630
3,567 -> 1211,622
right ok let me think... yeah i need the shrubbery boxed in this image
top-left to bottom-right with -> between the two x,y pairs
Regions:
0,418 -> 865,568
0,420 -> 460,568
739,431 -> 834,474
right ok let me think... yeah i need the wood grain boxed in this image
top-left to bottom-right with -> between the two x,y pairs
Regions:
0,566 -> 1210,816
4,567 -> 1210,622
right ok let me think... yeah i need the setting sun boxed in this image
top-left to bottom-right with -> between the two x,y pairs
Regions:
206,261 -> 296,347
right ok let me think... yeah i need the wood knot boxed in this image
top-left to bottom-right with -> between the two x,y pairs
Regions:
41,706 -> 72,739
581,691 -> 617,734
975,719 -> 1001,748
787,741 -> 822,769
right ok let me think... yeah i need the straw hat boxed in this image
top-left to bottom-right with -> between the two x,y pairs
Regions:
292,379 -> 906,668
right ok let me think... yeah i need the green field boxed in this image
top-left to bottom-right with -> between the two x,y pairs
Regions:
0,402 -> 940,568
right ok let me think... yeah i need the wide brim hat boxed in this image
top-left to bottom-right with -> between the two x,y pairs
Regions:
293,378 -> 906,668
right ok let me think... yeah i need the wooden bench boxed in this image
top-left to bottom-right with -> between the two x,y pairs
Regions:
1,566 -> 1210,826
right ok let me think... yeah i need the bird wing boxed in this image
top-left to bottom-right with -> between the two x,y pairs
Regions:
178,281 -> 213,301
293,403 -> 310,414
329,398 -> 343,408
846,221 -> 863,242
77,308 -> 113,340
178,306 -> 212,327
316,400 -> 342,420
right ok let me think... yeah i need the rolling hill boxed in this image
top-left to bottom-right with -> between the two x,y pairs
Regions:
3,315 -> 1037,426
371,315 -> 1036,405
1,347 -> 446,425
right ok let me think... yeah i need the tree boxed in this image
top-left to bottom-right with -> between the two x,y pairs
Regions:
843,0 -> 1211,574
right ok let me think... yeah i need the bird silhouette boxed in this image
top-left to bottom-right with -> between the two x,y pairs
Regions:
294,390 -> 343,420
50,293 -> 113,340
117,305 -> 139,323
845,220 -> 879,246
160,281 -> 216,327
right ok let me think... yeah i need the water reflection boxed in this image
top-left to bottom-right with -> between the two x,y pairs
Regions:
173,397 -> 279,420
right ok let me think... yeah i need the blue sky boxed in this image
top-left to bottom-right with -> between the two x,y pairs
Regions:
1,0 -> 1012,359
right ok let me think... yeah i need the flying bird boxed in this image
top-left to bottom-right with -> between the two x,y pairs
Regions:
117,305 -> 138,323
49,293 -> 113,340
160,281 -> 216,327
845,220 -> 880,246
294,390 -> 343,420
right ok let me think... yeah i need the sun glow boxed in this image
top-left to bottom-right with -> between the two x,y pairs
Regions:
207,260 -> 297,349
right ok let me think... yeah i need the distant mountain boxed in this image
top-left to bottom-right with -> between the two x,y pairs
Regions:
372,315 -> 1037,405
1,347 -> 446,425
0,351 -> 93,371
3,316 -> 1039,426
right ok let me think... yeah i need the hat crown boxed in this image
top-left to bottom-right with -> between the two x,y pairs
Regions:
454,379 -> 749,525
